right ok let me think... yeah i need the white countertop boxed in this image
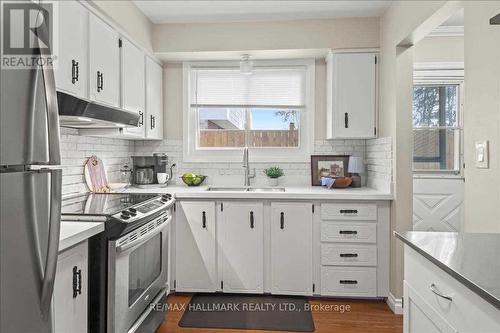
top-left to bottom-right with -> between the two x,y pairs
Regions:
118,185 -> 393,201
59,221 -> 104,252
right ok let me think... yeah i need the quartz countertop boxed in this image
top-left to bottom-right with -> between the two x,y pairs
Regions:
395,231 -> 500,310
117,185 -> 393,201
59,221 -> 104,252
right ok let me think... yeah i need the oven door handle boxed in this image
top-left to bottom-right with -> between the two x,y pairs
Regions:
116,215 -> 171,253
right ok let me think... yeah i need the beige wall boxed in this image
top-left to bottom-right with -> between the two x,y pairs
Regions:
92,0 -> 154,52
153,18 -> 379,54
157,17 -> 380,140
379,0 -> 460,299
414,36 -> 464,63
463,1 -> 500,232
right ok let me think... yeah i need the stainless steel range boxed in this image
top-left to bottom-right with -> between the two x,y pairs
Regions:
61,193 -> 174,333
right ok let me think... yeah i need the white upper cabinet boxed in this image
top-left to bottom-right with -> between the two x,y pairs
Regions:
326,51 -> 378,139
145,57 -> 163,140
121,38 -> 146,138
89,13 -> 120,107
55,0 -> 88,98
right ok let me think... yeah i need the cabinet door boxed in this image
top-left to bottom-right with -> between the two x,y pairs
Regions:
121,38 -> 145,138
327,52 -> 377,139
145,57 -> 163,140
89,14 -> 120,107
55,0 -> 88,98
175,201 -> 217,292
270,202 -> 313,295
54,241 -> 88,333
220,202 -> 264,293
404,282 -> 458,333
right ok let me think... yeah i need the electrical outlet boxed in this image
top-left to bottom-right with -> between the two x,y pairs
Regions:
475,140 -> 489,169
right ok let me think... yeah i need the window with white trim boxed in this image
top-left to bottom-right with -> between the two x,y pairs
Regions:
183,60 -> 314,162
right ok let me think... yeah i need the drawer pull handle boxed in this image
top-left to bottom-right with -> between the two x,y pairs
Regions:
339,230 -> 358,235
72,266 -> 82,298
430,283 -> 452,301
340,253 -> 358,258
339,280 -> 358,285
340,209 -> 358,214
202,211 -> 206,229
280,212 -> 284,229
250,211 -> 254,229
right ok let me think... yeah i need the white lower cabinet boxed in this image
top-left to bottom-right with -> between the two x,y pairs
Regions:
54,241 -> 88,333
173,199 -> 389,299
175,201 -> 217,292
404,246 -> 500,333
220,202 -> 264,293
270,202 -> 313,295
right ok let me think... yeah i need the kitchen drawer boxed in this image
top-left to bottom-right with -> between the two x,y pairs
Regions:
321,267 -> 377,297
321,203 -> 377,221
321,222 -> 377,243
321,244 -> 377,266
404,246 -> 500,332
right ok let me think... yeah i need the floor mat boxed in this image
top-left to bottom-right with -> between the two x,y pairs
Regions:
178,293 -> 315,332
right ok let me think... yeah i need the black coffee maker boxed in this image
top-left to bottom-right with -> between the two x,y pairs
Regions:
131,153 -> 171,187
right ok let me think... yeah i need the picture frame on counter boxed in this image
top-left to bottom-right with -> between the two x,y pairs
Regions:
310,155 -> 350,186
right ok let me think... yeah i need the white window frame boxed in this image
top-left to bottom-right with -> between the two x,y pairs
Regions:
183,59 -> 315,163
412,62 -> 464,177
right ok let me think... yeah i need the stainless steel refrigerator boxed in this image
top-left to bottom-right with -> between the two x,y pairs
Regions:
0,3 -> 62,332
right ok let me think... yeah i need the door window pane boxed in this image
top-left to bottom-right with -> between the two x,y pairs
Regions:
249,109 -> 299,148
128,233 -> 161,306
413,128 -> 458,171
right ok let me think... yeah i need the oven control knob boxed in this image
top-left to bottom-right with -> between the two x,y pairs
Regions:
161,194 -> 171,202
129,208 -> 137,216
121,210 -> 131,219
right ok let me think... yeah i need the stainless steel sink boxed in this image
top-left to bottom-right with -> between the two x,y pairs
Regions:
206,187 -> 248,191
206,186 -> 285,192
247,187 -> 285,192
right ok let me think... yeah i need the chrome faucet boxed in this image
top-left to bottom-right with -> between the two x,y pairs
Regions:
243,147 -> 256,186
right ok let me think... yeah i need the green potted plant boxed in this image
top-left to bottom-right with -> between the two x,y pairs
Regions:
263,166 -> 284,186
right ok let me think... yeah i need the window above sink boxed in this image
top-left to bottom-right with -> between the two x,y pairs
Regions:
183,59 -> 315,163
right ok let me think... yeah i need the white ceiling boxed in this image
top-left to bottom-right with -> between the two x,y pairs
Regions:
133,1 -> 391,24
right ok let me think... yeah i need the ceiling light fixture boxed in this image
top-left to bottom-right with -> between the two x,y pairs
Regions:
240,54 -> 253,75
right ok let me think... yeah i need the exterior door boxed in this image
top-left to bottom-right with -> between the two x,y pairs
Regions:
121,38 -> 145,138
55,0 -> 88,98
175,201 -> 217,292
413,178 -> 464,231
89,13 -> 120,107
145,57 -> 163,139
0,170 -> 62,333
220,202 -> 264,293
270,202 -> 313,295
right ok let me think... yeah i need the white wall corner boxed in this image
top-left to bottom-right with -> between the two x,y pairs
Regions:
386,292 -> 403,315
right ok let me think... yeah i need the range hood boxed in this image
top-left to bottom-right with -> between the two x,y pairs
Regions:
57,91 -> 140,128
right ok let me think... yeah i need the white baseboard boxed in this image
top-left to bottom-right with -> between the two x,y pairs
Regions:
386,292 -> 403,315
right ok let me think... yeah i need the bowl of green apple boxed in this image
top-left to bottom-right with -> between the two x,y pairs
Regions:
180,173 -> 207,186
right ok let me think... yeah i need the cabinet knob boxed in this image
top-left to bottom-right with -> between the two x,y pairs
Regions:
344,112 -> 349,128
97,71 -> 104,92
71,60 -> 79,84
139,111 -> 144,126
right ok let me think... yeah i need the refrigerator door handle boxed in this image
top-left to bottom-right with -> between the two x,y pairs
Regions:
35,7 -> 61,165
40,169 -> 62,320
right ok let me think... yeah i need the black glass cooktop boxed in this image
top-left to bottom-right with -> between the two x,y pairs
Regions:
61,193 -> 159,216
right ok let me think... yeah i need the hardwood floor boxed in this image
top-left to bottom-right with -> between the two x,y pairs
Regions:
156,293 -> 403,333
